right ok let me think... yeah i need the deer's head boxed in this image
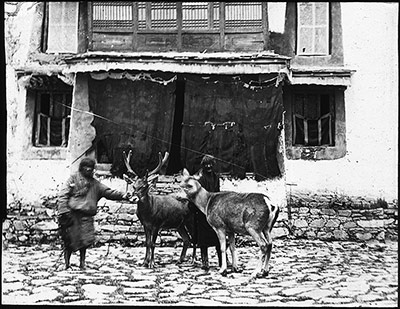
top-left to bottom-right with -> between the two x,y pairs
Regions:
123,151 -> 169,199
180,168 -> 202,199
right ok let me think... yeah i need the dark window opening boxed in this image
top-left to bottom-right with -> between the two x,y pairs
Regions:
292,90 -> 335,147
34,91 -> 72,147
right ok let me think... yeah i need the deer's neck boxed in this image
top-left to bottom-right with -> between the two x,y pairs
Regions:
192,187 -> 210,215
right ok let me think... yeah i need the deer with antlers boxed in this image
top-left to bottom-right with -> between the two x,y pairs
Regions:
122,151 -> 194,268
180,168 -> 280,277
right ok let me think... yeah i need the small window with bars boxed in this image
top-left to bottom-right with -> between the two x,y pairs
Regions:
150,2 -> 177,29
225,2 -> 263,29
183,2 -> 213,30
297,2 -> 329,55
292,91 -> 334,146
34,91 -> 72,147
92,1 -> 133,30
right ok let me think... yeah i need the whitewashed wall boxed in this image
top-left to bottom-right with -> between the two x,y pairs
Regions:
285,3 -> 398,201
6,2 -> 399,205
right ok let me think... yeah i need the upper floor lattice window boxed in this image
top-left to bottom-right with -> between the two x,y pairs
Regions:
225,2 -> 262,29
92,1 -> 264,31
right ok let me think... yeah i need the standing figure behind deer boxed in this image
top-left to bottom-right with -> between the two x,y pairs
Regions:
123,151 -> 193,268
189,155 -> 225,270
180,168 -> 280,277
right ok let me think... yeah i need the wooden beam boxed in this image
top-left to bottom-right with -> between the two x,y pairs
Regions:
177,2 -> 182,51
132,2 -> 138,51
42,2 -> 49,52
87,2 -> 93,51
146,2 -> 151,30
78,2 -> 88,53
219,2 -> 225,50
262,2 -> 269,51
208,2 -> 213,29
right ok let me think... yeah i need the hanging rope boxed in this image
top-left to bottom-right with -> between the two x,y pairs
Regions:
60,103 -> 280,177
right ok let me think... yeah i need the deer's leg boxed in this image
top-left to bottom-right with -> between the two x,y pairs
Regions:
260,229 -> 273,277
143,228 -> 152,267
191,245 -> 197,265
213,229 -> 227,276
176,227 -> 190,264
258,205 -> 279,277
216,244 -> 222,267
64,248 -> 72,270
79,247 -> 87,270
200,247 -> 209,270
148,229 -> 159,268
227,233 -> 240,273
246,227 -> 268,278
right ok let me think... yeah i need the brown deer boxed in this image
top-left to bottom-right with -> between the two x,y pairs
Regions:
123,151 -> 193,268
180,168 -> 280,277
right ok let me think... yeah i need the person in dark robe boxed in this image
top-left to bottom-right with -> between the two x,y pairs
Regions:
57,157 -> 131,270
189,155 -> 225,270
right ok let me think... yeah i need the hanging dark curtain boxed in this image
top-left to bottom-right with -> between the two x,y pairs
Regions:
89,73 -> 176,177
181,75 -> 284,180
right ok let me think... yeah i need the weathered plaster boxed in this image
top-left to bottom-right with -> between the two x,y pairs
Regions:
67,73 -> 96,174
284,3 -> 398,200
5,2 -> 398,205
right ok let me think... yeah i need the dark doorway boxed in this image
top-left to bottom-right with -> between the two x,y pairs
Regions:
166,75 -> 185,174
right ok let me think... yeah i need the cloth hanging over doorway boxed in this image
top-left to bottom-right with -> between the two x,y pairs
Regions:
88,72 -> 176,177
181,75 -> 284,180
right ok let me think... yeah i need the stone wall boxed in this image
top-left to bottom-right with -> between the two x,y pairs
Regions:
288,192 -> 398,242
2,175 -> 397,247
2,175 -> 289,247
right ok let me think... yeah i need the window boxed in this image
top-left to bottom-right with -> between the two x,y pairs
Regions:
225,2 -> 262,29
34,91 -> 72,147
297,2 -> 329,55
292,92 -> 334,146
182,2 -> 217,30
46,2 -> 79,53
92,2 -> 133,30
92,2 -> 264,31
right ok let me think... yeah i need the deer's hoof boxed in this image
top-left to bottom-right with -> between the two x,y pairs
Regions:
142,262 -> 149,268
255,270 -> 269,278
219,269 -> 228,276
232,266 -> 242,273
201,264 -> 210,271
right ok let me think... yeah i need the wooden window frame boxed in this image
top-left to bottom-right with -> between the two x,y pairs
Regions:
283,84 -> 347,160
291,90 -> 335,147
296,2 -> 330,56
89,1 -> 268,51
34,91 -> 72,147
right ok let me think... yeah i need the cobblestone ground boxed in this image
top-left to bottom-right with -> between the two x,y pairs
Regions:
2,238 -> 398,306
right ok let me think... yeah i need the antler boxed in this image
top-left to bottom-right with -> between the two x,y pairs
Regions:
123,150 -> 139,180
148,152 -> 169,176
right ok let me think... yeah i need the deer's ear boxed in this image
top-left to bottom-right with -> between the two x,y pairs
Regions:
182,168 -> 190,176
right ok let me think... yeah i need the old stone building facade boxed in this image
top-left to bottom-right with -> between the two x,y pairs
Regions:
4,2 -> 398,244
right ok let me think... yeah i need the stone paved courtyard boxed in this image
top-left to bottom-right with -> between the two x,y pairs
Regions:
2,238 -> 398,306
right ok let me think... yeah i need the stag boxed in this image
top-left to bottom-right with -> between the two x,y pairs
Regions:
123,151 -> 193,268
180,168 -> 280,277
